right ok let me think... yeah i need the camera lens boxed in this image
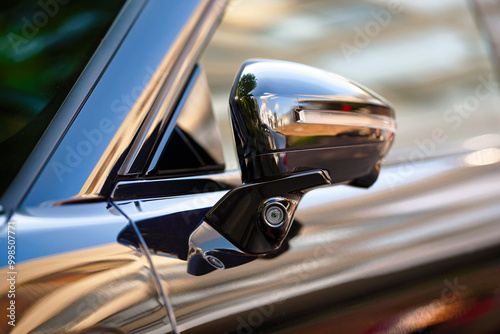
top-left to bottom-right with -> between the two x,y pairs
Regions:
263,202 -> 287,227
205,254 -> 225,269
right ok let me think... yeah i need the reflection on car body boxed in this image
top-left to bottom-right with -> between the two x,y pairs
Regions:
1,0 -> 500,333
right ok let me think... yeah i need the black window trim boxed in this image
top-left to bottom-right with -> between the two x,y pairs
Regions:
111,170 -> 241,201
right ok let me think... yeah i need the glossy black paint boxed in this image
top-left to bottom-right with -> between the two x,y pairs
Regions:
2,0 -> 499,333
187,215 -> 304,276
229,59 -> 395,186
204,170 -> 330,254
197,60 -> 396,263
112,177 -> 233,200
21,0 -> 204,207
187,248 -> 257,276
118,207 -> 210,260
115,197 -> 304,277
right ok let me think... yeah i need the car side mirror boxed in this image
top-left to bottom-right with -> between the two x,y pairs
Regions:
188,60 -> 395,275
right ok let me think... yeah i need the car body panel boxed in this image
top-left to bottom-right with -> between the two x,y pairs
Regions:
1,0 -> 500,333
21,0 -> 223,208
115,152 -> 500,333
0,0 -> 146,215
1,1 -> 223,332
0,202 -> 174,333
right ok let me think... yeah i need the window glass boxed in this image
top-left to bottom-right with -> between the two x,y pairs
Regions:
0,0 -> 125,196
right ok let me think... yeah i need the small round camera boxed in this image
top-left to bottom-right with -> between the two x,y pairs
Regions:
262,201 -> 288,228
204,254 -> 225,270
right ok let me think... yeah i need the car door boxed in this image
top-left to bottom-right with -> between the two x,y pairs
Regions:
2,1 -> 500,334
0,0 -> 224,333
110,2 -> 500,334
112,78 -> 500,333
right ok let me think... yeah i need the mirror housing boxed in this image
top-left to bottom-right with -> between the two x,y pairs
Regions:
188,60 -> 395,274
230,59 -> 395,186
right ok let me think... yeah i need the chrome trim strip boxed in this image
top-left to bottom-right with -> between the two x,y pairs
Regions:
296,109 -> 397,132
79,0 -> 229,198
118,0 -> 230,176
144,65 -> 201,175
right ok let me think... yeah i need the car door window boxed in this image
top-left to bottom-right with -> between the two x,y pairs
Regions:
111,65 -> 237,201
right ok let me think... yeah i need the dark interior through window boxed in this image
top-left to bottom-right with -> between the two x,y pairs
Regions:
148,65 -> 225,178
155,125 -> 224,176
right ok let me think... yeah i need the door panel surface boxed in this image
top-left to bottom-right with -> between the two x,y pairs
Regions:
1,1 -> 224,333
2,0 -> 500,333
121,154 -> 500,333
0,203 -> 175,333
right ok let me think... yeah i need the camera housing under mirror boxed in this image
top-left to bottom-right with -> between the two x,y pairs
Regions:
187,59 -> 395,275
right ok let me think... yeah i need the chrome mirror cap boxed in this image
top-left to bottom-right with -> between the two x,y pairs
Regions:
229,59 -> 395,187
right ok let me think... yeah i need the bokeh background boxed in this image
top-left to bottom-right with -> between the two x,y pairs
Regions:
201,0 -> 500,164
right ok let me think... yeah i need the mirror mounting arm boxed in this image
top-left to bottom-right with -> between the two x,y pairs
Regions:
187,59 -> 395,275
207,169 -> 330,253
188,169 -> 330,274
